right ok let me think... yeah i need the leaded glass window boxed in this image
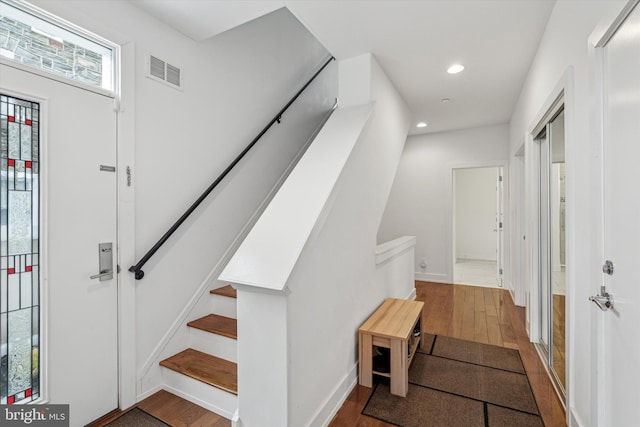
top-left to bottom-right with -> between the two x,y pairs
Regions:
0,94 -> 40,405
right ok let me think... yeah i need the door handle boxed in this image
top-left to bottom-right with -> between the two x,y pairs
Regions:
589,286 -> 613,311
90,242 -> 113,281
90,270 -> 113,280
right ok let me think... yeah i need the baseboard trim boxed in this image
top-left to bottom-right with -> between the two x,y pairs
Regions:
569,407 -> 582,427
506,280 -> 519,306
406,287 -> 417,301
415,272 -> 449,283
231,409 -> 240,427
306,363 -> 358,427
136,384 -> 162,403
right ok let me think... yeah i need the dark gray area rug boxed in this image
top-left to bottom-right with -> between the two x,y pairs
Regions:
365,380 -> 485,427
429,335 -> 525,374
104,408 -> 170,427
362,335 -> 544,427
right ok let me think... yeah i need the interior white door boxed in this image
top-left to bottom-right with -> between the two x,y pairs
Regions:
600,3 -> 640,426
1,63 -> 118,425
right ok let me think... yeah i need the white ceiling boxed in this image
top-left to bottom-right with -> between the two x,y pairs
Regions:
130,0 -> 556,135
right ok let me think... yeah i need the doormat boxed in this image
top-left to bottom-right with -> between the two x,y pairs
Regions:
362,335 -> 544,427
104,408 -> 170,427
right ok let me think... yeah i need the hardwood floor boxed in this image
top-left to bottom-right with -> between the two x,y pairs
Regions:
87,390 -> 231,427
137,390 -> 230,427
329,281 -> 567,427
90,281 -> 565,427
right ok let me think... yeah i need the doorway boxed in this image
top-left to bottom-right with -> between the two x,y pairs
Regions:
534,104 -> 566,397
1,63 -> 119,425
453,166 -> 503,288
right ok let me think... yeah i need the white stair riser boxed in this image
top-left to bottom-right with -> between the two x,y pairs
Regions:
212,295 -> 237,319
188,328 -> 238,363
161,367 -> 238,419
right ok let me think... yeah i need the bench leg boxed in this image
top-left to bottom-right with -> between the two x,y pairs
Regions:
359,333 -> 373,388
390,339 -> 408,397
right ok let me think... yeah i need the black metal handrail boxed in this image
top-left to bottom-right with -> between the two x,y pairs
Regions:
129,56 -> 336,280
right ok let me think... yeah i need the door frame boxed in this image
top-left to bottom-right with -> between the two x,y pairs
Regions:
0,43 -> 137,411
525,67 -> 573,417
588,2 -> 640,425
117,42 -> 137,410
1,0 -> 137,408
511,143 -> 526,307
446,160 -> 508,286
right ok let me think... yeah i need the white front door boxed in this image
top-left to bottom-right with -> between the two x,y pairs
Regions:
598,3 -> 640,426
1,63 -> 118,426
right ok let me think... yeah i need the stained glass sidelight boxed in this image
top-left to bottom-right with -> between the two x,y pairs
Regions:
0,94 -> 40,404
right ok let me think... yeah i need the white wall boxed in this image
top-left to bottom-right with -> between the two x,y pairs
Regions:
286,54 -> 410,427
507,1 -> 627,426
130,10 -> 331,385
25,0 -> 334,403
378,124 -> 508,284
454,167 -> 498,262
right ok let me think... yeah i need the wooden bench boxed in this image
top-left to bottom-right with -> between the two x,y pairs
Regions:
358,298 -> 424,397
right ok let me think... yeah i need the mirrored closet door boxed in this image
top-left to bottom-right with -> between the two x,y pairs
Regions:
535,107 -> 566,397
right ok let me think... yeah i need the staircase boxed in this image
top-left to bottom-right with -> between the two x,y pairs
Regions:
159,285 -> 239,419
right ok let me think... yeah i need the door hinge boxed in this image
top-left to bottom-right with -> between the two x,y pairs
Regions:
499,175 -> 503,182
499,268 -> 503,275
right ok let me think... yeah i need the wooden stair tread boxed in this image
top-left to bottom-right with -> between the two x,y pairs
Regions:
160,349 -> 237,395
188,314 -> 237,339
210,285 -> 237,298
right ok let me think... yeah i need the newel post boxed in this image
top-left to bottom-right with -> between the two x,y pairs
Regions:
234,285 -> 290,427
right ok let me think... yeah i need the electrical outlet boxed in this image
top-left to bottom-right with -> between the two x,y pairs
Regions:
419,258 -> 427,269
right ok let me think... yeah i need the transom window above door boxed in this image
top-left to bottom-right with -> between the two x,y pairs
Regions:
0,0 -> 116,92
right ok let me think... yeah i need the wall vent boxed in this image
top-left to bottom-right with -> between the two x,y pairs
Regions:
146,54 -> 183,90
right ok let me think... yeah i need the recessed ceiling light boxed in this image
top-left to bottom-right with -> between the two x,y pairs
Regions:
447,64 -> 465,74
441,98 -> 451,103
416,122 -> 428,128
